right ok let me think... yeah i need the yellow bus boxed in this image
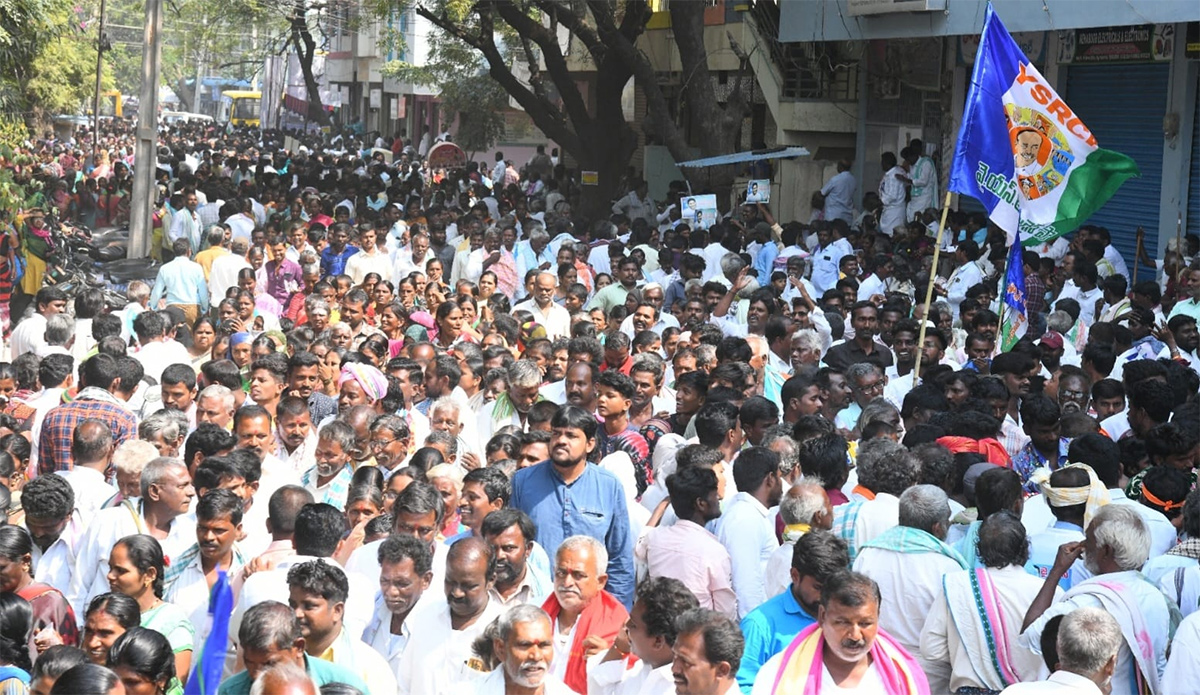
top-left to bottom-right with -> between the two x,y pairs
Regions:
219,90 -> 262,128
98,90 -> 122,118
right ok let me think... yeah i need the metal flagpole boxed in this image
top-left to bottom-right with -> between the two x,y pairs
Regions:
912,191 -> 954,388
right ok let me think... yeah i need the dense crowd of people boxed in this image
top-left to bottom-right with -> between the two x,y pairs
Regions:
0,122 -> 1197,695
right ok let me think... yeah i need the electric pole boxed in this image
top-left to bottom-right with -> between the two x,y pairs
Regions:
91,0 -> 107,153
129,0 -> 163,259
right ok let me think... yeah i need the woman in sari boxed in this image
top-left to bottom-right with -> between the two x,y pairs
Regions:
0,525 -> 79,661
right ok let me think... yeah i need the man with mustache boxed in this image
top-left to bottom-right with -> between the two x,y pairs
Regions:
286,559 -> 396,695
750,571 -> 927,694
397,536 -> 504,694
480,507 -> 553,608
470,604 -> 574,694
670,608 -> 743,695
541,535 -> 628,694
163,489 -> 246,646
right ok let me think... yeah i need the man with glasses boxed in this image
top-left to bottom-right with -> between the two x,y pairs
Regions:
834,363 -> 886,433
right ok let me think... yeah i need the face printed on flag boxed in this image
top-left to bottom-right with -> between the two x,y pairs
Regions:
948,5 -> 1138,246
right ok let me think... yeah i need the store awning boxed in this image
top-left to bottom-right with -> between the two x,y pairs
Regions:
676,146 -> 810,168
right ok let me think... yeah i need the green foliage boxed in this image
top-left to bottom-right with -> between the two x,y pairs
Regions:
440,74 -> 507,154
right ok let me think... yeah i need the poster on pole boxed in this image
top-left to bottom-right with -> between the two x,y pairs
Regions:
681,194 -> 718,229
744,179 -> 771,203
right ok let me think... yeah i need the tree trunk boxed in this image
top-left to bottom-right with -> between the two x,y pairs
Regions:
291,0 -> 330,127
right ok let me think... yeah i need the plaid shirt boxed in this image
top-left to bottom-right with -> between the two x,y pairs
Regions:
300,464 -> 354,510
38,392 -> 138,477
163,541 -> 247,594
1025,270 -> 1047,315
831,500 -> 865,564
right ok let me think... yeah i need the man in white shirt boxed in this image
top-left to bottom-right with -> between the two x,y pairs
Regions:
210,238 -> 252,305
491,152 -> 508,190
471,604 -> 574,694
878,152 -> 907,236
68,457 -> 196,617
513,272 -> 571,340
343,226 -> 391,286
397,537 -> 504,694
363,535 -> 434,683
587,578 -> 696,695
287,559 -> 397,695
922,510 -> 1051,693
852,485 -> 964,694
942,240 -> 984,322
57,419 -> 115,517
10,287 -> 69,359
714,447 -> 783,619
22,474 -> 85,595
131,311 -> 191,385
612,180 -> 657,228
168,189 -> 202,253
224,198 -> 257,244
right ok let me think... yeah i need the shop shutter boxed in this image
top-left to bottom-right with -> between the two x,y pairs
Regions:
1066,63 -> 1169,276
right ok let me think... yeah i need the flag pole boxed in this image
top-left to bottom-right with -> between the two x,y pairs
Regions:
913,191 -> 954,388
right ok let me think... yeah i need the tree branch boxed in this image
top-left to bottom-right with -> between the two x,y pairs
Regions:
414,2 -> 581,153
490,0 -> 591,133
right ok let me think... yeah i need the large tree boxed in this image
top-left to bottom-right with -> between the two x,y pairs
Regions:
372,0 -> 750,219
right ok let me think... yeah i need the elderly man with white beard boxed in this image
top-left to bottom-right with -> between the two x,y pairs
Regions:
1020,504 -> 1176,695
470,604 -> 574,694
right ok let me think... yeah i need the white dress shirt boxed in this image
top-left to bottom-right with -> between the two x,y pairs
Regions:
713,492 -> 778,618
29,511 -> 84,595
397,596 -> 505,694
513,298 -> 572,340
68,502 -> 195,618
587,654 -> 675,695
56,466 -> 115,517
853,544 -> 964,693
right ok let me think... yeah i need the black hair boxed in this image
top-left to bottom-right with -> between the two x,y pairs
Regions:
1091,378 -> 1124,402
975,467 -> 1023,519
196,488 -> 244,526
15,457 -> 70,519
549,405 -> 598,441
463,466 -> 511,505
596,370 -> 636,400
480,508 -> 538,547
30,645 -> 88,682
294,503 -> 350,557
695,401 -> 739,448
798,433 -> 849,489
393,480 -> 446,527
85,593 -> 141,630
0,591 -> 31,672
114,534 -> 166,599
184,424 -> 238,471
107,627 -> 175,689
635,577 -> 700,645
976,510 -> 1030,569
49,663 -> 121,695
38,353 -> 74,390
791,530 -> 850,581
1141,467 -> 1190,520
732,446 -> 780,494
193,456 -> 245,493
287,559 -> 349,605
160,363 -> 196,390
666,465 -> 719,520
377,534 -> 433,575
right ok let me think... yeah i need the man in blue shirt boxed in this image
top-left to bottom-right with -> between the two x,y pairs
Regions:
218,601 -> 368,695
319,222 -> 359,278
510,405 -> 635,608
151,238 -> 210,325
736,531 -> 850,693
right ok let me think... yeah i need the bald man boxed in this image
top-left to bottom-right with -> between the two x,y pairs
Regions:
58,418 -> 115,516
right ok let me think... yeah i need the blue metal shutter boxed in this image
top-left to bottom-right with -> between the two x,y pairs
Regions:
1066,63 -> 1169,278
1189,84 -> 1200,239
